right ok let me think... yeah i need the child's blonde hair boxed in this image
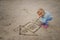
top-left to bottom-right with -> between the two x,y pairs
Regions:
37,8 -> 45,17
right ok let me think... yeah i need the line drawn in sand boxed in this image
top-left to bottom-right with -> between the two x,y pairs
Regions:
19,18 -> 41,36
19,9 -> 41,36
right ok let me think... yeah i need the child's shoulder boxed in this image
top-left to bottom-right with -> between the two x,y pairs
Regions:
45,10 -> 53,18
45,11 -> 51,16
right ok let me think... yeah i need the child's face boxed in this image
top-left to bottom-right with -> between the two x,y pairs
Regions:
37,9 -> 45,17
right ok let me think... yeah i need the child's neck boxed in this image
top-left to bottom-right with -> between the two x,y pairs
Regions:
42,16 -> 44,18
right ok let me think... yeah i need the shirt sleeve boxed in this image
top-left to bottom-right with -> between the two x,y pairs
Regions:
39,17 -> 47,23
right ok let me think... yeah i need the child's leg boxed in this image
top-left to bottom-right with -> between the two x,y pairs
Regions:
44,23 -> 48,29
41,22 -> 48,29
47,17 -> 52,21
42,18 -> 52,28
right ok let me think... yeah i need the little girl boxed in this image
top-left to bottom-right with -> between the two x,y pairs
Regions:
37,8 -> 53,28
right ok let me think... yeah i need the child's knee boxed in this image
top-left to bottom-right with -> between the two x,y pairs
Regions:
47,17 -> 52,21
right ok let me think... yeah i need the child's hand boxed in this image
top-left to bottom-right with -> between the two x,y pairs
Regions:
38,15 -> 42,18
